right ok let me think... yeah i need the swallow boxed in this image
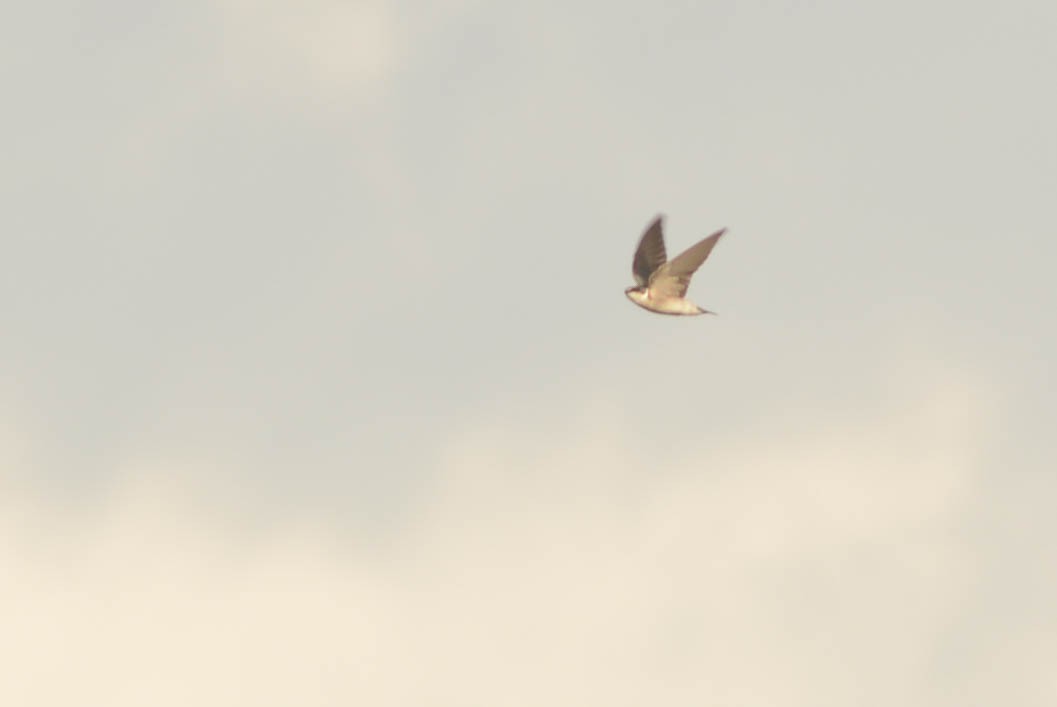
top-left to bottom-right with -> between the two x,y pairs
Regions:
624,215 -> 727,316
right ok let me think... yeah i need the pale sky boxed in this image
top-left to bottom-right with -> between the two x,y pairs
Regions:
3,1 -> 1056,705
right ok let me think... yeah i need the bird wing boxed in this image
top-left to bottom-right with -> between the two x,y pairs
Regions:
632,216 -> 667,286
649,228 -> 726,298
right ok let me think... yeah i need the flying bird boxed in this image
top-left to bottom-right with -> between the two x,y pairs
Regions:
625,215 -> 727,316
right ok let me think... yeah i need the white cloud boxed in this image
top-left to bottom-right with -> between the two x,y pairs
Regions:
0,365 -> 1037,706
217,0 -> 401,96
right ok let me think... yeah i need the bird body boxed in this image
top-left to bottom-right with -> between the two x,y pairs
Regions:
624,287 -> 709,315
624,215 -> 726,316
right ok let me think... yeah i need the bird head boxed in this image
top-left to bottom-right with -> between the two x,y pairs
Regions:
624,286 -> 647,303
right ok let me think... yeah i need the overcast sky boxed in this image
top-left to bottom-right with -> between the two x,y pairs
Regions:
3,1 -> 1056,705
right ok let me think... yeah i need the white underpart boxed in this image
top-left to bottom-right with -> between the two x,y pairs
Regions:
626,288 -> 704,315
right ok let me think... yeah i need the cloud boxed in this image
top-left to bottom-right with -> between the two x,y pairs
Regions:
0,365 -> 1031,706
216,0 -> 401,96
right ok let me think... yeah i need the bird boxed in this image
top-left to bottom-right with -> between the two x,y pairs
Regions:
624,215 -> 727,316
